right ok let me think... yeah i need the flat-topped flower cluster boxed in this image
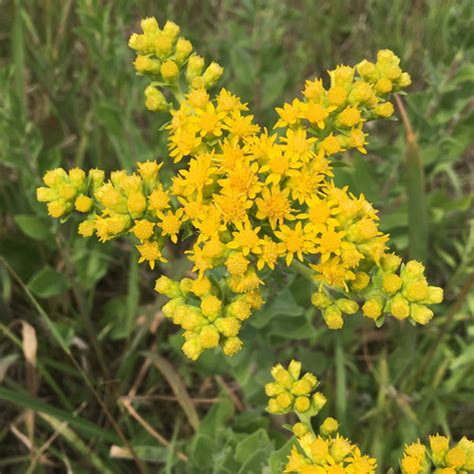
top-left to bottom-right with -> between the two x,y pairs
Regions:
266,361 -> 474,474
37,17 -> 442,360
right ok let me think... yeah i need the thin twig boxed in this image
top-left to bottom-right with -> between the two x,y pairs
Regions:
215,375 -> 244,412
120,398 -> 188,463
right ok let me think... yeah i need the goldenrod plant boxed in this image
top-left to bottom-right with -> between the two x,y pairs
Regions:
266,361 -> 473,474
36,17 -> 443,361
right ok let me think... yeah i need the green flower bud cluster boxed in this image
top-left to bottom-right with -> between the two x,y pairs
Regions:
356,49 -> 412,118
36,168 -> 104,220
129,17 -> 223,111
358,255 -> 443,326
311,254 -> 443,329
266,360 -> 327,416
155,274 -> 263,360
311,291 -> 359,329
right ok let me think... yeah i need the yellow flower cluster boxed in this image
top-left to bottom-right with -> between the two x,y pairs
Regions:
266,362 -> 377,473
401,436 -> 474,474
265,360 -> 327,416
129,17 -> 223,111
266,362 -> 473,474
285,431 -> 377,474
36,16 -> 443,360
311,254 -> 443,329
155,274 -> 263,360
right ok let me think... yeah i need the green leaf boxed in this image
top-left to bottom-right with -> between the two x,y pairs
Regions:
0,386 -> 119,444
14,214 -> 51,240
251,288 -> 303,329
235,429 -> 270,463
27,266 -> 69,298
268,438 -> 294,473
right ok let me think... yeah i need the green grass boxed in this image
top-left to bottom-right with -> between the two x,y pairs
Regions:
1,0 -> 473,472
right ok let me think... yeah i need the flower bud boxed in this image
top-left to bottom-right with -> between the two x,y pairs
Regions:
69,168 -> 86,190
398,72 -> 412,88
265,382 -> 282,397
154,275 -> 181,298
182,337 -> 202,361
186,55 -> 204,82
375,78 -> 393,94
356,59 -> 377,80
172,305 -> 189,325
294,396 -> 310,412
427,286 -> 443,304
36,187 -> 56,202
47,200 -> 69,218
373,102 -> 394,118
78,220 -> 95,237
181,307 -> 204,330
301,372 -> 317,388
330,436 -> 352,463
429,435 -> 449,465
140,17 -> 159,35
191,76 -> 205,90
43,168 -> 67,188
199,325 -> 220,349
362,297 -> 384,320
457,437 -> 474,470
381,253 -> 402,272
288,359 -> 302,380
389,294 -> 410,320
144,86 -> 168,112
292,379 -> 312,396
348,81 -> 373,104
75,195 -> 93,213
163,20 -> 180,42
320,417 -> 339,436
222,336 -> 242,356
155,32 -> 173,58
410,303 -> 433,325
200,295 -> 222,320
335,298 -> 359,315
128,33 -> 148,53
215,317 -> 240,337
377,49 -> 399,66
175,37 -> 193,65
267,398 -> 281,414
351,271 -> 370,291
312,392 -> 327,412
161,60 -> 179,82
272,365 -> 293,387
161,297 -> 183,318
323,305 -> 344,329
327,85 -> 347,106
382,273 -> 403,294
88,169 -> 105,190
446,447 -> 466,468
292,422 -> 309,437
134,55 -> 161,74
403,260 -> 425,279
179,278 -> 193,295
384,64 -> 402,81
202,62 -> 224,88
191,277 -> 212,296
311,291 -> 332,309
225,299 -> 251,321
58,183 -> 77,200
404,280 -> 429,302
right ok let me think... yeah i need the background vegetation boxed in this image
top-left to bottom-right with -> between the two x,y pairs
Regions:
1,0 -> 473,472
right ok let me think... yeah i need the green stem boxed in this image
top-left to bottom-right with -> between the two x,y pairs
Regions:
292,260 -> 314,280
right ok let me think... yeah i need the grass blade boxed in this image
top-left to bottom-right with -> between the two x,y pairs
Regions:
144,352 -> 200,431
396,95 -> 429,262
